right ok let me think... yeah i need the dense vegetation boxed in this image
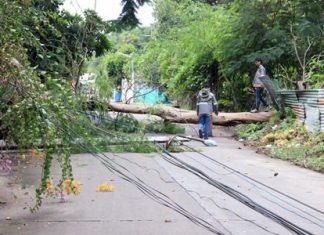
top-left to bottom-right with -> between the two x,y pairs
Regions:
0,0 -> 187,210
0,0 -> 171,210
235,110 -> 324,172
148,0 -> 322,109
87,27 -> 152,99
0,0 -> 112,211
93,0 -> 323,110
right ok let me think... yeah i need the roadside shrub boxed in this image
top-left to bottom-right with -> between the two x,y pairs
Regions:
146,120 -> 185,134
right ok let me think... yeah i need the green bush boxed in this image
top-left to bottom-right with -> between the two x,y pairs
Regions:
103,113 -> 140,133
113,141 -> 157,153
234,111 -> 324,172
146,120 -> 185,134
235,122 -> 266,140
271,146 -> 324,173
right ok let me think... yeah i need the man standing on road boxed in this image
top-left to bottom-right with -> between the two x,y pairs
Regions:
196,85 -> 218,140
251,58 -> 269,113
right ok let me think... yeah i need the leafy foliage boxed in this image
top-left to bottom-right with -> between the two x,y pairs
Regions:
306,56 -> 324,88
113,141 -> 157,153
145,120 -> 186,134
137,1 -> 228,107
15,2 -> 111,86
134,0 -> 323,111
87,27 -> 152,99
117,0 -> 152,29
0,0 -> 111,211
89,53 -> 129,99
234,110 -> 324,172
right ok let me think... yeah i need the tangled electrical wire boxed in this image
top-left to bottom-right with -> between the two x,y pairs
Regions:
181,145 -> 324,228
77,110 -> 322,234
47,112 -> 227,235
29,103 -> 321,235
158,145 -> 315,235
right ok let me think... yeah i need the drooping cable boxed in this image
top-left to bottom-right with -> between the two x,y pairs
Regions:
183,144 -> 324,217
180,149 -> 324,228
47,113 -> 226,235
158,145 -> 314,235
79,110 -> 324,226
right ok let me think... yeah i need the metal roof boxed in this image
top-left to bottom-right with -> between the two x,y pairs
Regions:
279,89 -> 324,132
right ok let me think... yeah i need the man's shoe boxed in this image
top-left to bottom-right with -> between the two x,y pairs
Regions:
264,106 -> 270,112
198,129 -> 203,139
250,109 -> 258,113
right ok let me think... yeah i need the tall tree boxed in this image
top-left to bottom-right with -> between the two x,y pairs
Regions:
116,0 -> 233,29
118,0 -> 151,29
0,0 -> 112,211
135,0 -> 323,110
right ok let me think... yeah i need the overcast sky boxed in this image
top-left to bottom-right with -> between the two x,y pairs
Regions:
62,0 -> 154,26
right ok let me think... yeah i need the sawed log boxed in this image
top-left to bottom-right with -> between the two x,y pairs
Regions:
109,102 -> 273,126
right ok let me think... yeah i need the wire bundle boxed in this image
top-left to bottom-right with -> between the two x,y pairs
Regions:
57,120 -> 226,235
182,144 -> 324,227
158,145 -> 314,235
51,109 -> 320,234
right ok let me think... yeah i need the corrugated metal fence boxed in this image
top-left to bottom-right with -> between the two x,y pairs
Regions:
279,89 -> 324,132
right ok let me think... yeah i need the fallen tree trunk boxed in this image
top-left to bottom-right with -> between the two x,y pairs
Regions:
109,103 -> 273,126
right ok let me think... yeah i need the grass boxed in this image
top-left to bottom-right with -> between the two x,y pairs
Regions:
234,109 -> 324,173
113,141 -> 157,153
145,120 -> 185,134
270,146 -> 324,172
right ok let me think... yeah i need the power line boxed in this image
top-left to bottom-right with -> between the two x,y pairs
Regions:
180,150 -> 324,229
74,0 -> 83,13
46,111 -> 226,235
34,103 -> 320,234
158,145 -> 313,235
79,110 -> 324,223
183,144 -> 324,217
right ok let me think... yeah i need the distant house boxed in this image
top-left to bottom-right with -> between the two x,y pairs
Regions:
134,86 -> 170,105
120,75 -> 170,105
79,73 -> 96,98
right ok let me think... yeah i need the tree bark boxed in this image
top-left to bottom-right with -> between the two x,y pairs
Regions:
108,102 -> 273,126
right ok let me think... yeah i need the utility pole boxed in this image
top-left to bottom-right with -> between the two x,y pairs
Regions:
94,0 -> 97,10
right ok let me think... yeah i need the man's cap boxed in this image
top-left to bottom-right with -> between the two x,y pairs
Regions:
200,88 -> 210,99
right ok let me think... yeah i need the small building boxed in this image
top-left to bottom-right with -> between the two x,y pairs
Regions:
79,73 -> 96,98
120,75 -> 170,105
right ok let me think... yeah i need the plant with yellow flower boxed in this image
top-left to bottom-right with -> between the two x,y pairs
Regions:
64,179 -> 81,196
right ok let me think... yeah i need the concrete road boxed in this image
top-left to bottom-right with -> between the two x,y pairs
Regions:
1,127 -> 324,235
156,127 -> 324,234
0,151 -> 223,235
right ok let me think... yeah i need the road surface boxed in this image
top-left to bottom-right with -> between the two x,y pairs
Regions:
1,127 -> 323,235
